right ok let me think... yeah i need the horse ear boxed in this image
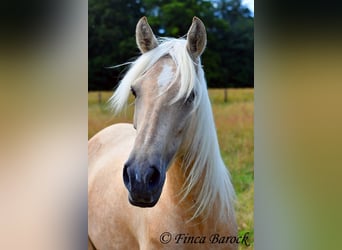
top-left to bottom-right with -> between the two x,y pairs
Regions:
186,17 -> 207,59
136,17 -> 158,53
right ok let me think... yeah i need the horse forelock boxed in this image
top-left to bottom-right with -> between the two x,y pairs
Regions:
109,38 -> 202,113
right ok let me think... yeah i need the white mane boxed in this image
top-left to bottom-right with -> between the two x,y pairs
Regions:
110,38 -> 235,222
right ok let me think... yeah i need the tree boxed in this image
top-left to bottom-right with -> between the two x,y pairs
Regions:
88,0 -> 144,90
88,0 -> 254,90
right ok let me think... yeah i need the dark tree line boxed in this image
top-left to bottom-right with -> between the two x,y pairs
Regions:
89,0 -> 253,90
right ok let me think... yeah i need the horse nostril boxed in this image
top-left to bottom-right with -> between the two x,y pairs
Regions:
147,166 -> 160,188
123,164 -> 130,188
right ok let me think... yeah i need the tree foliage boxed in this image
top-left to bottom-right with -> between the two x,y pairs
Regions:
89,0 -> 253,90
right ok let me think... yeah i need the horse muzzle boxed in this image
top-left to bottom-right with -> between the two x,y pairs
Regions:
123,162 -> 166,208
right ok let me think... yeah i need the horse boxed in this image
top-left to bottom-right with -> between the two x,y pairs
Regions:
88,17 -> 238,250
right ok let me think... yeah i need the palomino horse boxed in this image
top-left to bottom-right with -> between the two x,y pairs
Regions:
88,17 -> 237,250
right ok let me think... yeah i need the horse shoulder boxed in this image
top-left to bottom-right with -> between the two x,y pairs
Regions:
88,123 -> 138,249
88,123 -> 135,170
88,122 -> 136,196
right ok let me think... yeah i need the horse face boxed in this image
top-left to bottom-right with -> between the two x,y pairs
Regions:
122,16 -> 206,208
123,56 -> 195,207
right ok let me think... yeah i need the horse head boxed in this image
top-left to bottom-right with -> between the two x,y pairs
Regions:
122,17 -> 207,207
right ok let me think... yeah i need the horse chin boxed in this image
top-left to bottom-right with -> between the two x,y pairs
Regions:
128,198 -> 158,208
128,193 -> 160,208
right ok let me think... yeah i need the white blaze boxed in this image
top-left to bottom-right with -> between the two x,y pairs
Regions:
157,64 -> 173,88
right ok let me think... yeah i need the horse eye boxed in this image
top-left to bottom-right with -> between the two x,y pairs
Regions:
186,91 -> 195,104
130,87 -> 137,97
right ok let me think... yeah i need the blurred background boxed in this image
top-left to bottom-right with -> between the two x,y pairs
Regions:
89,0 -> 254,90
0,0 -> 87,249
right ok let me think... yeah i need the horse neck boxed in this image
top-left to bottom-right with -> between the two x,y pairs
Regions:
166,157 -> 200,196
165,156 -> 207,217
165,104 -> 236,224
166,158 -> 237,233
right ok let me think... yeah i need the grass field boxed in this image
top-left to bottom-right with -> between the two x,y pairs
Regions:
88,88 -> 254,249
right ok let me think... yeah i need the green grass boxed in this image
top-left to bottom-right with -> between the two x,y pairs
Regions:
88,88 -> 254,249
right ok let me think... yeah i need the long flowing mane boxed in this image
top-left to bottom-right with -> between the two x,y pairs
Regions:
110,38 -> 235,222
